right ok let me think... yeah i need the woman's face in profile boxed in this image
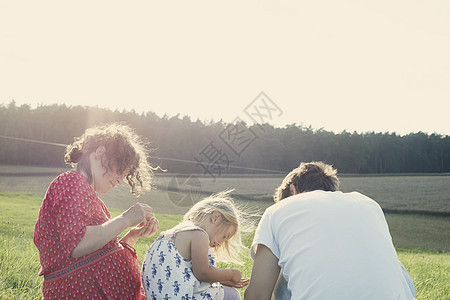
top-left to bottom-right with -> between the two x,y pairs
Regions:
91,150 -> 126,193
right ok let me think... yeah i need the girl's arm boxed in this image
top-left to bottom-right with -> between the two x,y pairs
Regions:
190,230 -> 242,284
71,203 -> 153,258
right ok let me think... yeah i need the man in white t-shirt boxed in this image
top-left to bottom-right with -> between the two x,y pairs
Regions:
244,161 -> 416,300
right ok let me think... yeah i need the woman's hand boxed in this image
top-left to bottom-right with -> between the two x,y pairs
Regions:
221,277 -> 250,288
120,217 -> 159,247
121,203 -> 153,227
72,203 -> 155,258
72,205 -> 153,258
130,217 -> 160,239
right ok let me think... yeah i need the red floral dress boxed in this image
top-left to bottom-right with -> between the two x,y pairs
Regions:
33,171 -> 145,299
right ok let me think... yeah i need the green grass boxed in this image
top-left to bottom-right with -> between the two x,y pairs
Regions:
1,193 -> 449,299
0,193 -> 44,300
398,248 -> 450,299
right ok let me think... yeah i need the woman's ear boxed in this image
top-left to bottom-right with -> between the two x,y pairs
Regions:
94,146 -> 106,160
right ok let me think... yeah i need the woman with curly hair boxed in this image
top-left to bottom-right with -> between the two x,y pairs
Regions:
34,122 -> 159,299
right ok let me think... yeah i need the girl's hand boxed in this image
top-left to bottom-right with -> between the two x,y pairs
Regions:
130,217 -> 159,239
229,268 -> 242,285
221,277 -> 250,288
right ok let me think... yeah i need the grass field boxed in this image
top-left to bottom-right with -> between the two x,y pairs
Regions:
1,167 -> 450,299
1,193 -> 449,299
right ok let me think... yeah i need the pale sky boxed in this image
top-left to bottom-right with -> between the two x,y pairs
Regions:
1,0 -> 449,136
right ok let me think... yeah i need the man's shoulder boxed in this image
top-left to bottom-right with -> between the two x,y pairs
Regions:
270,190 -> 335,207
267,190 -> 376,213
293,190 -> 374,202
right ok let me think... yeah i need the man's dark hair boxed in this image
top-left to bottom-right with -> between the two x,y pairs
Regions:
273,161 -> 340,202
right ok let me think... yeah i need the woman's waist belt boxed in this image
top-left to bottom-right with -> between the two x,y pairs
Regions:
44,245 -> 122,282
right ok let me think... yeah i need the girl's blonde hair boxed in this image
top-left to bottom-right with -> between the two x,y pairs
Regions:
64,122 -> 156,195
183,190 -> 253,265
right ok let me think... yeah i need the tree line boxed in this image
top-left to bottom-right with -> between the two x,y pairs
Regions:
1,101 -> 449,175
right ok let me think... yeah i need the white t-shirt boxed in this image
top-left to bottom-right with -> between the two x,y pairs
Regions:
251,190 -> 414,300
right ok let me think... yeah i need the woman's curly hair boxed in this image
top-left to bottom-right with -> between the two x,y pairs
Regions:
64,122 -> 155,195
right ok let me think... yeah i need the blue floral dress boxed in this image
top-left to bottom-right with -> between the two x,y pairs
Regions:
142,221 -> 224,300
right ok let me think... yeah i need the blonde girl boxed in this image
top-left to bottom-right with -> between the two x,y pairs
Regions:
141,190 -> 250,300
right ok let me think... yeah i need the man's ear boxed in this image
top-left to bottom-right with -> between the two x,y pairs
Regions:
211,211 -> 222,224
290,184 -> 299,195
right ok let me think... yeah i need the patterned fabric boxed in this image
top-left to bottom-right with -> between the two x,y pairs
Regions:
33,171 -> 145,299
43,245 -> 122,281
141,222 -> 224,300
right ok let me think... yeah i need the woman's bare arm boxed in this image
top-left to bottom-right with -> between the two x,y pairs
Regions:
71,203 -> 153,258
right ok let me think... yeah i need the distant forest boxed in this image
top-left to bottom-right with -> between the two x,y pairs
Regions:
1,101 -> 450,175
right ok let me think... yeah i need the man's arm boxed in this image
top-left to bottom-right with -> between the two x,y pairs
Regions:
244,244 -> 281,300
